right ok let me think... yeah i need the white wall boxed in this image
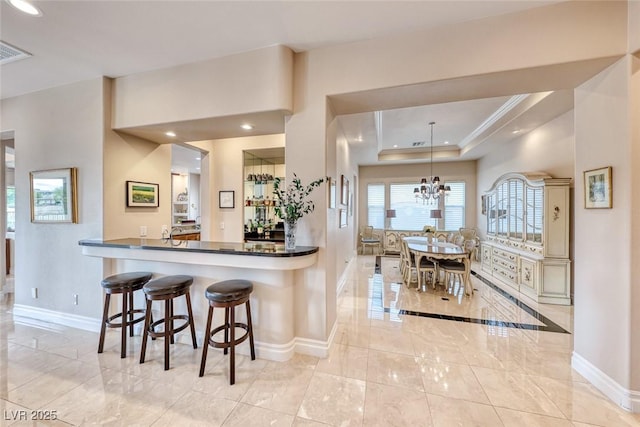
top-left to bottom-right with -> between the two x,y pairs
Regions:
1,79 -> 105,318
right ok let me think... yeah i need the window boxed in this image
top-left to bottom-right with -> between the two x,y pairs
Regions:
367,183 -> 385,229
444,181 -> 465,230
389,183 -> 436,231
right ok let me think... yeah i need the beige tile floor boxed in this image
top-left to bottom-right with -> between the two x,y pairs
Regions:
1,257 -> 640,426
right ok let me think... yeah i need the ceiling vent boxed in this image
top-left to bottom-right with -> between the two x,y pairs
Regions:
411,141 -> 425,147
0,40 -> 32,65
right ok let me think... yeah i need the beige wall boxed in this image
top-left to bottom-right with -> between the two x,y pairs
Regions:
104,79 -> 172,240
1,79 -> 105,318
477,111 -> 575,238
574,57 -> 633,395
112,45 -> 294,129
358,161 -> 477,233
189,134 -> 285,243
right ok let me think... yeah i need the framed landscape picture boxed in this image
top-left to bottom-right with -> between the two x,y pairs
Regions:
126,180 -> 159,207
584,166 -> 612,209
30,167 -> 78,223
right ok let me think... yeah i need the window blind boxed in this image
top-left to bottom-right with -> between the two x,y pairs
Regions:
389,183 -> 435,230
367,183 -> 385,229
444,181 -> 465,230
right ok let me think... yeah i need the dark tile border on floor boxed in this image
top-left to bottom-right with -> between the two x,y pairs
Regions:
375,256 -> 570,334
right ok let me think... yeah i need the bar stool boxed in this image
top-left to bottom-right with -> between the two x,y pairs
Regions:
139,275 -> 198,370
98,271 -> 153,358
199,279 -> 256,385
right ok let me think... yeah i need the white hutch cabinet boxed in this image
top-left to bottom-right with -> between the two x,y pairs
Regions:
481,172 -> 571,305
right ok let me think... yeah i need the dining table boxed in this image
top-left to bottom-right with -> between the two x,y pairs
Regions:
404,236 -> 471,294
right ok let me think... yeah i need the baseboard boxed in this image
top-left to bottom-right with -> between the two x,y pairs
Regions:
336,253 -> 357,296
12,304 -> 102,333
13,303 -> 334,362
572,351 -> 640,413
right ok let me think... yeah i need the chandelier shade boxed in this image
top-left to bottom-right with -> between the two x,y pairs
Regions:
414,122 -> 451,204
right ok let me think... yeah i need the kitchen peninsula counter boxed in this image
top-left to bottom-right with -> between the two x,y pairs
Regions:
79,238 -> 322,361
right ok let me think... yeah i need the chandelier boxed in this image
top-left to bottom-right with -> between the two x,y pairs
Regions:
414,121 -> 450,204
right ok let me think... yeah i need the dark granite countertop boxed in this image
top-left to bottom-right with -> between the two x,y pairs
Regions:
79,238 -> 318,257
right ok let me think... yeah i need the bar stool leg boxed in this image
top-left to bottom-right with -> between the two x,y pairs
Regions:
230,304 -> 236,385
185,291 -> 198,349
199,305 -> 214,377
140,299 -> 152,364
164,298 -> 170,370
246,300 -> 256,360
223,307 -> 230,355
98,293 -> 111,354
121,290 -> 128,358
128,289 -> 135,337
169,298 -> 175,345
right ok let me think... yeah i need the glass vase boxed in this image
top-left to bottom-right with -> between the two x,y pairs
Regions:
284,220 -> 297,250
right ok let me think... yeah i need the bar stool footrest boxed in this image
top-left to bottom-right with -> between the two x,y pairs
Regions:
207,323 -> 250,349
105,309 -> 146,329
146,315 -> 192,338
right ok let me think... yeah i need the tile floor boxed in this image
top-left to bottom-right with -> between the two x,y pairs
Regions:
1,257 -> 640,426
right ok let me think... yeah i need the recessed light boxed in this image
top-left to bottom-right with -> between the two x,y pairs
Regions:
195,157 -> 201,161
6,0 -> 42,16
393,144 -> 398,148
444,141 -> 449,145
241,124 -> 253,130
165,131 -> 176,137
512,129 -> 520,134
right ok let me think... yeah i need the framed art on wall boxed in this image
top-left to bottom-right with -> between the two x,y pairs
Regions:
339,208 -> 348,228
341,174 -> 349,205
584,166 -> 612,209
219,190 -> 235,208
329,177 -> 336,209
30,167 -> 79,223
126,180 -> 159,208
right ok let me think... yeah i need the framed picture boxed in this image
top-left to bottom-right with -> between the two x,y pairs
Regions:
584,166 -> 612,209
219,190 -> 235,208
339,208 -> 348,228
30,167 -> 78,223
341,174 -> 349,205
126,180 -> 159,207
349,192 -> 353,216
329,177 -> 336,209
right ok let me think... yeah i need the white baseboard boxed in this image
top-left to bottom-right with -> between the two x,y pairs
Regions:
13,303 -> 334,362
12,304 -> 102,333
572,351 -> 640,413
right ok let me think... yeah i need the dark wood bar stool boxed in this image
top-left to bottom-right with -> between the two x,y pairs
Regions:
98,271 -> 153,358
140,275 -> 198,370
199,279 -> 256,385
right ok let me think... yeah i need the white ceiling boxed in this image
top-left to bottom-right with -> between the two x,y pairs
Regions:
1,0 -> 578,168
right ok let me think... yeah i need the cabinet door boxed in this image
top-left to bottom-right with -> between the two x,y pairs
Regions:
496,182 -> 508,237
487,194 -> 496,234
508,180 -> 524,240
526,186 -> 543,243
520,257 -> 537,295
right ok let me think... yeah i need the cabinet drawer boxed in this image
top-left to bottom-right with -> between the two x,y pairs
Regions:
492,248 -> 518,263
491,256 -> 518,272
492,264 -> 518,286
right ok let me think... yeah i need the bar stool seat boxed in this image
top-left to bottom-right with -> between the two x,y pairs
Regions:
98,271 -> 153,358
140,275 -> 198,370
199,279 -> 255,385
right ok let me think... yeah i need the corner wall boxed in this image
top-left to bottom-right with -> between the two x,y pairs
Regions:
0,79 -> 105,319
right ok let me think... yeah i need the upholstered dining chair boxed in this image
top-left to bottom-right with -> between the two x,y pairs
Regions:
359,226 -> 382,255
439,239 -> 476,296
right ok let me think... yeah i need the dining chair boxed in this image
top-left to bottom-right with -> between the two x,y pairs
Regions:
400,239 -> 419,287
438,239 -> 476,296
359,226 -> 382,255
